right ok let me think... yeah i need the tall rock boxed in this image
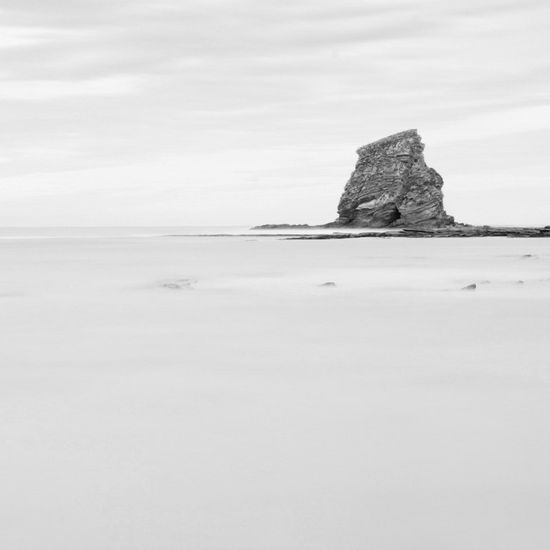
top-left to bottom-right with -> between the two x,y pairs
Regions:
335,129 -> 454,227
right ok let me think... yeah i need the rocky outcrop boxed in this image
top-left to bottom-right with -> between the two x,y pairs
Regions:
335,129 -> 454,228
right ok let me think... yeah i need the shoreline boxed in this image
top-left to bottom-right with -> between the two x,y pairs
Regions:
249,225 -> 550,239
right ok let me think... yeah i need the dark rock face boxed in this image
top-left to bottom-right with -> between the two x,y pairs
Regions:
335,129 -> 454,228
251,224 -> 311,230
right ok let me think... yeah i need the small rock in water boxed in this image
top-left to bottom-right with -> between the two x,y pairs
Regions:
162,282 -> 179,289
320,281 -> 337,287
462,283 -> 477,291
521,254 -> 537,259
160,278 -> 195,290
516,280 -> 525,285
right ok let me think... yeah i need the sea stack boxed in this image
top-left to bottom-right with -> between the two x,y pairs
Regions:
335,129 -> 454,227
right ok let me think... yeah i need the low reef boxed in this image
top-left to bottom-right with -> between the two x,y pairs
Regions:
252,129 -> 548,236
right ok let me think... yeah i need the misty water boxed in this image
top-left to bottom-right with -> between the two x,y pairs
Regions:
1,229 -> 549,549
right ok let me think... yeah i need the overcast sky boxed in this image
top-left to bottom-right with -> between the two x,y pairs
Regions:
0,0 -> 548,226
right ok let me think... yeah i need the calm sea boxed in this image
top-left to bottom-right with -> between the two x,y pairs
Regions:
0,226 -> 380,239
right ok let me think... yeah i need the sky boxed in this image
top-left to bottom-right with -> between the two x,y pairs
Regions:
0,0 -> 549,226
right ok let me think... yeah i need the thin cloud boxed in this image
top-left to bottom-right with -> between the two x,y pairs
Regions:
0,26 -> 85,49
0,75 -> 144,101
428,104 -> 550,144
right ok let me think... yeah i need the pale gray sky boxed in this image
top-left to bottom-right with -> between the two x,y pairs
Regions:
0,0 -> 549,226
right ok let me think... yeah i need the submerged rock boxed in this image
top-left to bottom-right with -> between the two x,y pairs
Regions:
159,278 -> 196,290
334,129 -> 454,228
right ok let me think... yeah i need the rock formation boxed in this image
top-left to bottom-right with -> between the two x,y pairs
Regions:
335,129 -> 454,228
